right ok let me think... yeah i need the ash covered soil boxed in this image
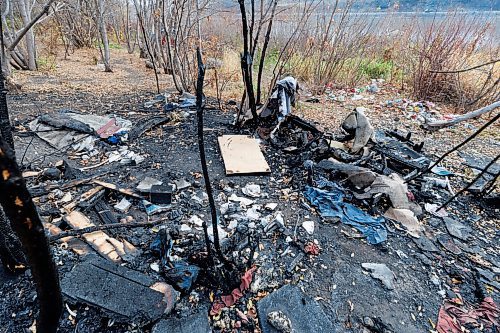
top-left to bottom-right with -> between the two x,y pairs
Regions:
0,48 -> 498,333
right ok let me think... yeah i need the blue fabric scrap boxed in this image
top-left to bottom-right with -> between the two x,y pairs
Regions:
304,183 -> 387,244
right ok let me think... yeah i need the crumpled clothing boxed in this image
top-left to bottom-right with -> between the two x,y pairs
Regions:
29,110 -> 131,151
163,98 -> 196,112
341,107 -> 374,153
437,296 -> 499,333
304,181 -> 387,244
266,77 -> 298,137
270,76 -> 298,121
163,262 -> 200,292
354,173 -> 410,209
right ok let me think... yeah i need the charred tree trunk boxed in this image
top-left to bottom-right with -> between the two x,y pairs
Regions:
256,0 -> 277,105
0,207 -> 26,271
0,64 -> 60,331
0,60 -> 25,272
0,135 -> 63,333
238,0 -> 258,124
195,49 -> 234,285
195,49 -> 221,259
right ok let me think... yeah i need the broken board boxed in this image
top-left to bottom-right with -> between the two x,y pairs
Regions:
62,255 -> 179,323
43,223 -> 91,255
218,135 -> 271,175
93,180 -> 142,199
63,210 -> 138,262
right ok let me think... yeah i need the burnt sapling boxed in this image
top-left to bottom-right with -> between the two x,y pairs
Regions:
195,48 -> 239,290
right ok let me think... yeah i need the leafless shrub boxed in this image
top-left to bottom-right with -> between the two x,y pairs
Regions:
407,12 -> 498,110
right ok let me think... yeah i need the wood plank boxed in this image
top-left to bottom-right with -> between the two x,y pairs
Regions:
62,186 -> 105,213
64,211 -> 123,262
94,199 -> 118,224
93,180 -> 142,199
43,223 -> 91,255
218,135 -> 271,175
22,170 -> 42,178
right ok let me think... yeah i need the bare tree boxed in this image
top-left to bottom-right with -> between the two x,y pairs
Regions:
95,0 -> 112,72
123,0 -> 137,54
1,0 -> 58,73
237,0 -> 258,122
234,0 -> 280,124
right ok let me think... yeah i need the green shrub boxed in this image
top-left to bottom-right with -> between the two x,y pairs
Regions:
359,59 -> 393,79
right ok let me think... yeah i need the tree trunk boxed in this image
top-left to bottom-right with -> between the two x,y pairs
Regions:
7,0 -> 55,52
256,0 -> 277,105
124,0 -> 135,54
2,0 -> 55,73
0,135 -> 63,333
0,68 -> 14,148
18,0 -> 37,70
0,207 -> 26,271
0,9 -> 12,77
425,101 -> 500,129
97,0 -> 112,72
161,0 -> 183,93
237,0 -> 258,123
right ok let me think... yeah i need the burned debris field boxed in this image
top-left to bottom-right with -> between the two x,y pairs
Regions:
0,1 -> 499,333
0,47 -> 497,333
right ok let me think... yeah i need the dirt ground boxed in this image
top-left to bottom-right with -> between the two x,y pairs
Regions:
0,47 -> 498,333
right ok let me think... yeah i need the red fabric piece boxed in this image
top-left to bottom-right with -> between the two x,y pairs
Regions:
436,296 -> 499,333
221,294 -> 235,307
209,300 -> 225,316
436,306 -> 461,333
476,297 -> 499,325
221,288 -> 245,307
240,267 -> 257,291
210,267 -> 257,316
304,242 -> 320,255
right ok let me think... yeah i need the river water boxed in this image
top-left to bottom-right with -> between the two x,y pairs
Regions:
271,9 -> 500,41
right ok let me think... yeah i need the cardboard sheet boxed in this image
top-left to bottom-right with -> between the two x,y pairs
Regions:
218,135 -> 271,175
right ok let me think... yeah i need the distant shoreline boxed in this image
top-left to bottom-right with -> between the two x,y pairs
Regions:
341,10 -> 500,15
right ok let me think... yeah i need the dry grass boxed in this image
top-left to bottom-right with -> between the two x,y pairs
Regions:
204,48 -> 243,102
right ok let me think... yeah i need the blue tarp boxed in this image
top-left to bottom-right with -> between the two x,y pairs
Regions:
304,180 -> 387,244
